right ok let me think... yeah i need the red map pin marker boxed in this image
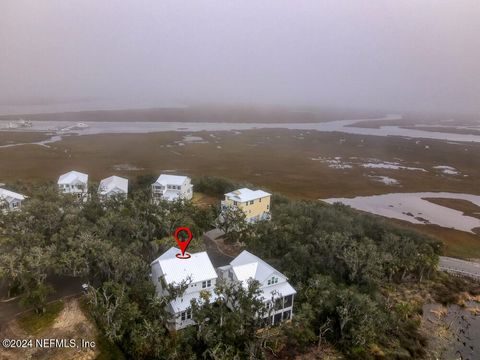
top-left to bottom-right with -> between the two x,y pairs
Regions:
174,227 -> 192,259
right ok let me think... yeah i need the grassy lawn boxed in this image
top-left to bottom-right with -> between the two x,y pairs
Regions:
18,300 -> 64,334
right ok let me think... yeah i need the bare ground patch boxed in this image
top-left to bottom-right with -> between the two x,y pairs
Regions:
0,298 -> 98,360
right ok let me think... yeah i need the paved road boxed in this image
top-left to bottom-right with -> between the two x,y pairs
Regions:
439,256 -> 480,280
203,229 -> 233,268
0,276 -> 83,328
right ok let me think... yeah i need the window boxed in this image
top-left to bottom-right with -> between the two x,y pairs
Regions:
273,313 -> 282,325
250,200 -> 254,205
202,280 -> 212,288
233,201 -> 237,206
180,308 -> 192,321
284,295 -> 293,308
268,277 -> 278,285
267,205 -> 270,210
283,310 -> 291,321
259,198 -> 262,202
12,202 -> 18,208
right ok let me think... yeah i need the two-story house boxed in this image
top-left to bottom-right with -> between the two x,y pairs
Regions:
57,171 -> 89,199
98,175 -> 128,199
217,250 -> 296,326
150,247 -> 218,330
151,174 -> 193,202
221,188 -> 272,223
0,187 -> 26,211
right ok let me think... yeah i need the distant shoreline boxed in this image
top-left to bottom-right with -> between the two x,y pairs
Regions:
0,106 -> 386,123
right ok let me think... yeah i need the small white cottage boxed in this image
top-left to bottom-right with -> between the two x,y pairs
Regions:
98,175 -> 128,199
0,188 -> 26,211
57,170 -> 89,199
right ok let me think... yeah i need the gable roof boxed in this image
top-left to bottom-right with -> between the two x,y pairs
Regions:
98,175 -> 128,195
154,174 -> 189,186
151,247 -> 217,285
230,250 -> 284,283
225,188 -> 271,203
229,251 -> 296,299
0,188 -> 25,202
263,281 -> 296,299
58,171 -> 88,185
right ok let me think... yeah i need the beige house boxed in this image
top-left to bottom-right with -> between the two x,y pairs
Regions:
221,188 -> 271,223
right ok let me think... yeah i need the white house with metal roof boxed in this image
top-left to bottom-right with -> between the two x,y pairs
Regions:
0,188 -> 26,211
217,250 -> 296,326
151,247 -> 218,330
98,175 -> 128,199
57,171 -> 89,200
151,174 -> 193,203
221,188 -> 272,223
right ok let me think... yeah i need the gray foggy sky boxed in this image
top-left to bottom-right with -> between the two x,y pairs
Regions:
1,0 -> 479,114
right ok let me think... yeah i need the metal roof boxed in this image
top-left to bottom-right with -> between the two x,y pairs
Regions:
262,281 -> 296,300
153,174 -> 190,186
170,291 -> 219,313
98,175 -> 128,195
151,247 -> 217,286
0,188 -> 25,202
57,170 -> 88,185
230,250 -> 283,283
229,251 -> 296,299
224,188 -> 271,203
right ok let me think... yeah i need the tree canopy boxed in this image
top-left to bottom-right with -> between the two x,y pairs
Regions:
0,179 -> 442,359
